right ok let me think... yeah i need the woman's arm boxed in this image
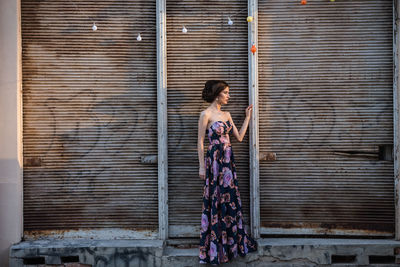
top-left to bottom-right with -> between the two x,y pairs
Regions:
198,111 -> 209,180
227,104 -> 253,142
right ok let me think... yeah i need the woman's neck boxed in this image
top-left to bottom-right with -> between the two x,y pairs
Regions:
210,101 -> 221,111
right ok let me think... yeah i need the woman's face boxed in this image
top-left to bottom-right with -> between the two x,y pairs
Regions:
218,86 -> 230,105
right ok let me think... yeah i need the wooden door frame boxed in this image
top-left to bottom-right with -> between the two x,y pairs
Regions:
157,0 -> 168,240
156,0 -> 400,241
393,0 -> 400,240
248,0 -> 260,239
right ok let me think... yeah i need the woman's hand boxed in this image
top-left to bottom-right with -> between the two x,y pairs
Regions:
245,104 -> 253,118
199,167 -> 205,180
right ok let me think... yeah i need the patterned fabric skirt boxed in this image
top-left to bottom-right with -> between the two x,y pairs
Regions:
199,142 -> 258,265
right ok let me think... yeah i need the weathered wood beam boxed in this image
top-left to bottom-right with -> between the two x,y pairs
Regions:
157,0 -> 168,240
248,0 -> 260,239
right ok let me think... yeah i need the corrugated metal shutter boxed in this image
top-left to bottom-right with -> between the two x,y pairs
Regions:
21,0 -> 159,234
166,0 -> 250,237
258,0 -> 394,236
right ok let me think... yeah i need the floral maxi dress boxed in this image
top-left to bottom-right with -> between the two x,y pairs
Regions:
199,120 -> 258,265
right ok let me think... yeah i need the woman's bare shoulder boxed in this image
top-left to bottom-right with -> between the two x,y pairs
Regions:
201,107 -> 214,115
199,109 -> 211,119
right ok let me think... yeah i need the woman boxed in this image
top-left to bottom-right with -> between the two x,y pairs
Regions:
198,80 -> 258,265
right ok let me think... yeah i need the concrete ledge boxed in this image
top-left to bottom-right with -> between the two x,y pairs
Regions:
10,239 -> 164,267
9,238 -> 400,266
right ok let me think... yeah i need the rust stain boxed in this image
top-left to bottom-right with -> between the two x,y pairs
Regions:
24,227 -> 157,240
24,157 -> 42,167
172,243 -> 198,249
262,222 -> 394,235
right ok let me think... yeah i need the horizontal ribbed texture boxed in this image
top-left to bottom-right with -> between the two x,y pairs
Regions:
22,0 -> 158,231
166,0 -> 250,237
258,0 -> 394,235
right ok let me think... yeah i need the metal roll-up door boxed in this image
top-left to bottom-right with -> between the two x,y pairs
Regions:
166,0 -> 250,237
22,0 -> 158,235
258,0 -> 394,236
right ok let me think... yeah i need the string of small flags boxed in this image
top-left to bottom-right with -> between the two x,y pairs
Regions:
68,0 -> 250,35
66,0 -> 258,53
67,0 -> 337,55
135,8 -> 248,41
67,0 -> 338,32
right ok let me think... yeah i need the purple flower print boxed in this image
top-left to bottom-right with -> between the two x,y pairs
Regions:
232,225 -> 237,233
219,176 -> 224,186
238,218 -> 243,229
211,230 -> 217,240
204,185 -> 209,199
231,244 -> 238,257
213,149 -> 217,158
223,170 -> 233,187
199,250 -> 206,260
212,159 -> 219,178
212,139 -> 220,145
222,193 -> 230,203
213,185 -> 220,199
218,245 -> 224,262
228,125 -> 233,134
224,215 -> 233,228
222,231 -> 227,244
199,114 -> 258,263
221,166 -> 228,173
211,214 -> 218,225
216,126 -> 224,135
220,136 -> 228,144
201,214 -> 209,232
221,248 -> 228,263
237,234 -> 243,243
210,242 -> 218,260
224,148 -> 231,163
229,178 -> 235,188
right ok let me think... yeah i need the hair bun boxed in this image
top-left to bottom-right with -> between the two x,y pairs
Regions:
202,80 -> 228,103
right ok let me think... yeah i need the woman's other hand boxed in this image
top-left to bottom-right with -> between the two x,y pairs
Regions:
245,104 -> 253,118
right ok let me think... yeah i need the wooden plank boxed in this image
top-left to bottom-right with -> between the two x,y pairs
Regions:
248,0 -> 260,239
394,0 -> 400,240
157,0 -> 168,240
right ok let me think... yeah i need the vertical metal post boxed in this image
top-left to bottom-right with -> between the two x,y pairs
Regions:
248,0 -> 260,239
157,0 -> 168,240
394,0 -> 400,240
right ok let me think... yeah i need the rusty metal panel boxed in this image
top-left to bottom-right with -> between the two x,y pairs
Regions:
166,0 -> 250,237
21,0 -> 158,234
258,0 -> 395,236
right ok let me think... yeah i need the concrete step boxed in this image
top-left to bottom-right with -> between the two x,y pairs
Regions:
9,238 -> 400,266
